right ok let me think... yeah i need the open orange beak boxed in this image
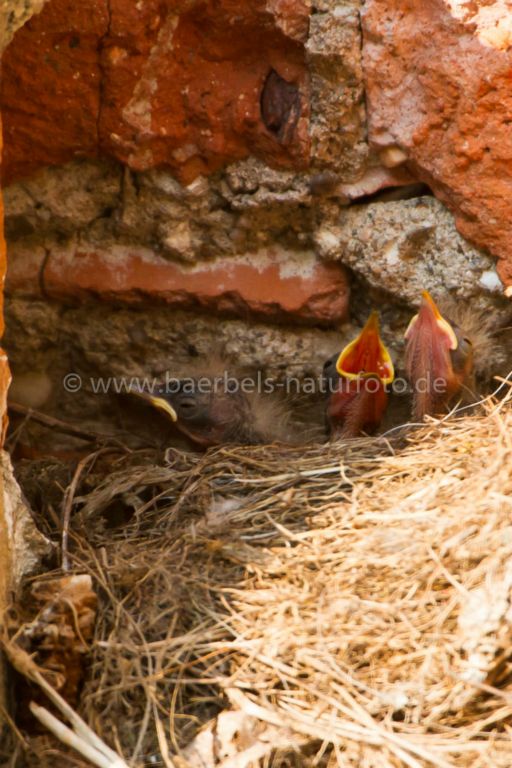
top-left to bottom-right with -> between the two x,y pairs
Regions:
336,312 -> 395,385
404,291 -> 458,352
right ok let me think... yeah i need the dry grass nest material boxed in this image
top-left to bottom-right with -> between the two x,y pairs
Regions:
14,387 -> 512,767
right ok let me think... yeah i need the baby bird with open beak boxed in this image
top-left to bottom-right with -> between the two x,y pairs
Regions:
325,312 -> 395,438
404,291 -> 474,420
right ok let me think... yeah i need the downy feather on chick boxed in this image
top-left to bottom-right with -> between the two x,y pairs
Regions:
131,354 -> 320,448
405,291 -> 509,420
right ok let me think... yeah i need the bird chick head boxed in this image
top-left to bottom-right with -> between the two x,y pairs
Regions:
132,378 -> 252,447
324,313 -> 394,438
405,290 -> 457,352
405,290 -> 473,376
404,291 -> 474,418
336,311 -> 395,385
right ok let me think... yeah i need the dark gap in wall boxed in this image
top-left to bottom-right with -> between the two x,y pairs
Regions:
350,182 -> 433,207
346,266 -> 412,331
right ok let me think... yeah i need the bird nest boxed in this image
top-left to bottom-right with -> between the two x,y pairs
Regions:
7,385 -> 512,768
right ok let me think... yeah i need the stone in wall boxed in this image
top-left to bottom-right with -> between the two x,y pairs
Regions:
4,0 -> 512,303
6,238 -> 350,326
3,158 -> 314,262
315,196 -> 507,314
2,158 -> 349,326
1,0 -> 109,182
4,160 -> 122,239
1,0 -> 412,194
362,0 -> 512,289
307,0 -> 366,178
1,453 -> 51,587
1,0 -> 311,184
102,0 -> 311,181
305,0 -> 416,196
4,299 -> 348,386
4,158 -> 510,336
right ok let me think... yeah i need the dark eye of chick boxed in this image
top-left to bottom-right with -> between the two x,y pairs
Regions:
323,357 -> 337,372
178,399 -> 198,414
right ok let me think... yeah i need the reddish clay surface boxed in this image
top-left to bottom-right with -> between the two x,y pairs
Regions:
6,242 -> 350,325
0,123 -> 12,442
363,0 -> 512,289
0,0 -> 108,182
1,0 -> 310,184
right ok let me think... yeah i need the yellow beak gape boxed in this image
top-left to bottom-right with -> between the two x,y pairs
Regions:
147,396 -> 178,422
404,291 -> 458,351
336,311 -> 395,385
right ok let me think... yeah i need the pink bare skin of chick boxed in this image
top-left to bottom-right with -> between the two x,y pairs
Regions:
405,291 -> 473,421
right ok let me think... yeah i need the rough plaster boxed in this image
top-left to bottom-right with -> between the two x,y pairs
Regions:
0,0 -> 45,51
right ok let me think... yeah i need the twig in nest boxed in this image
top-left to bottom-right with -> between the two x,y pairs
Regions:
2,637 -> 130,768
61,450 -> 111,572
7,401 -> 127,446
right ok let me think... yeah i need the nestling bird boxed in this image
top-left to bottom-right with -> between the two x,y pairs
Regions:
324,312 -> 395,438
131,358 -> 312,448
404,291 -> 474,420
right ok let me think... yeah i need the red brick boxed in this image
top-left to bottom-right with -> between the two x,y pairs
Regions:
7,241 -> 350,325
363,0 -> 512,291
